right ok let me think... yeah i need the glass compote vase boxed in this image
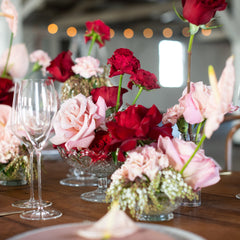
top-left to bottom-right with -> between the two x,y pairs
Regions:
58,147 -> 119,203
18,79 -> 62,220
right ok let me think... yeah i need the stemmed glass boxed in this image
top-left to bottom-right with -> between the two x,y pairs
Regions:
10,82 -> 51,209
236,194 -> 240,199
18,79 -> 62,220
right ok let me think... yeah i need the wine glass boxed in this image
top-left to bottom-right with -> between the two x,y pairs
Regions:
236,194 -> 240,199
10,82 -> 52,209
18,79 -> 62,220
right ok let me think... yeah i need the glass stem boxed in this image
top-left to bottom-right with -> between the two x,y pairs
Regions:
36,149 -> 43,212
97,177 -> 108,193
29,149 -> 35,203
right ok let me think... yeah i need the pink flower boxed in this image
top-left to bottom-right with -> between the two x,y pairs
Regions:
1,0 -> 18,36
0,44 -> 29,78
162,104 -> 184,125
72,56 -> 104,79
50,93 -> 107,151
157,135 -> 220,190
179,81 -> 212,124
204,56 -> 236,138
30,50 -> 51,76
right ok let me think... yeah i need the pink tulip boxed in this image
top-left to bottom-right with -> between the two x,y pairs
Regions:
1,0 -> 18,36
0,44 -> 29,78
157,135 -> 220,190
72,56 -> 104,79
50,93 -> 107,150
204,56 -> 236,138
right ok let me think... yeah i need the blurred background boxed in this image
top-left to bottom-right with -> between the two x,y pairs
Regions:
1,0 -> 239,170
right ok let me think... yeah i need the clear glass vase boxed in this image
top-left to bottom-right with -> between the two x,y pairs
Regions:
136,193 -> 181,222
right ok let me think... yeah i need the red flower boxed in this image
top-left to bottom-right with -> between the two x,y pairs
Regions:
128,69 -> 160,90
106,105 -> 172,161
107,48 -> 140,77
46,51 -> 74,82
91,86 -> 128,108
0,77 -> 14,106
182,0 -> 227,26
84,19 -> 110,48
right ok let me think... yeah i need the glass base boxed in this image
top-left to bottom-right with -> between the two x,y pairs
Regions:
0,179 -> 27,186
181,190 -> 201,207
20,208 -> 62,220
137,212 -> 174,221
60,176 -> 97,187
81,188 -> 108,203
236,193 -> 240,199
12,199 -> 52,209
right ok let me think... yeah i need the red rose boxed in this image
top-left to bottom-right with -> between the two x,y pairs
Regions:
182,0 -> 227,26
91,86 -> 128,108
0,77 -> 14,106
84,19 -> 110,48
107,48 -> 140,77
106,104 -> 172,161
128,69 -> 160,90
46,51 -> 74,82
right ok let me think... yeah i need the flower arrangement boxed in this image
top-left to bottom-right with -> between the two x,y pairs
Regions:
0,104 -> 30,183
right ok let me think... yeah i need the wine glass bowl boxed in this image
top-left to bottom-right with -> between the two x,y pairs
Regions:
18,79 -> 62,220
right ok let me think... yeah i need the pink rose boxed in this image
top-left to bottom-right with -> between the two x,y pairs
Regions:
50,93 -> 107,150
204,56 -> 236,138
157,135 -> 220,190
1,0 -> 18,36
0,44 -> 29,78
72,56 -> 104,79
162,104 -> 184,125
0,104 -> 11,140
30,50 -> 51,76
179,81 -> 212,124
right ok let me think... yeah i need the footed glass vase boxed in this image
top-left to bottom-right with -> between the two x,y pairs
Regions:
136,193 -> 181,222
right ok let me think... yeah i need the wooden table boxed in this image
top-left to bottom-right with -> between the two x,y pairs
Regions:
0,158 -> 240,240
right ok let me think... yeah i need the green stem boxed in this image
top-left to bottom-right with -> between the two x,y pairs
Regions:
116,74 -> 123,112
2,32 -> 14,77
187,34 -> 194,94
180,133 -> 206,175
132,86 -> 143,105
88,33 -> 97,56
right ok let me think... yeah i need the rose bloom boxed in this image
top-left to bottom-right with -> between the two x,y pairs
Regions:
182,0 -> 227,26
91,86 -> 128,108
106,104 -> 172,161
1,0 -> 18,36
72,56 -> 104,79
46,50 -> 74,82
157,135 -> 220,190
162,104 -> 184,125
50,93 -> 107,151
84,19 -> 110,48
0,77 -> 14,106
128,69 -> 160,90
30,49 -> 51,76
0,44 -> 29,79
107,48 -> 140,78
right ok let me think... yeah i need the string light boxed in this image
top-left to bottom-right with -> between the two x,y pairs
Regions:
110,28 -> 115,38
163,27 -> 173,38
182,27 -> 190,37
66,27 -> 77,37
143,28 -> 153,38
123,28 -> 134,39
48,23 -> 58,34
201,28 -> 212,37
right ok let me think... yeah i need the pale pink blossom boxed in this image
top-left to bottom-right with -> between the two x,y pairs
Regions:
72,56 -> 104,79
30,50 -> 51,76
157,135 -> 220,190
0,44 -> 29,78
162,104 -> 184,125
0,0 -> 18,36
50,93 -> 107,150
204,56 -> 236,138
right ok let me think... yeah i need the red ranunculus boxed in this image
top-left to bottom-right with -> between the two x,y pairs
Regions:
84,19 -> 110,48
182,0 -> 227,26
128,69 -> 160,90
46,51 -> 74,82
106,104 -> 172,161
107,48 -> 140,77
91,86 -> 128,108
0,77 -> 14,106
